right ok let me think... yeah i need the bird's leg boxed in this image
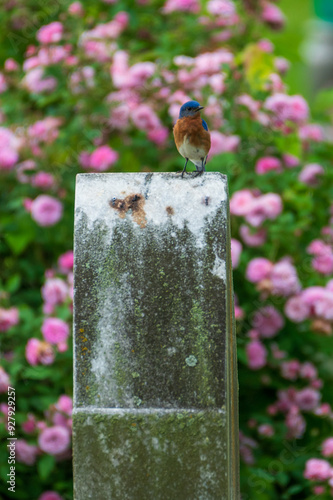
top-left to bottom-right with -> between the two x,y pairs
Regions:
181,158 -> 189,178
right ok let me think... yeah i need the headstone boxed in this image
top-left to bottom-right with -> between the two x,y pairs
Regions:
73,172 -> 240,499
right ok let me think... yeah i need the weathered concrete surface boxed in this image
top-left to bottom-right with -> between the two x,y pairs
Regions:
73,172 -> 239,499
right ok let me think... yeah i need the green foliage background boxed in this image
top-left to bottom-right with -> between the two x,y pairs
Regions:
1,0 -> 333,499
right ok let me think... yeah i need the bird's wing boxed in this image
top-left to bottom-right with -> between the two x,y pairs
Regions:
201,119 -> 208,131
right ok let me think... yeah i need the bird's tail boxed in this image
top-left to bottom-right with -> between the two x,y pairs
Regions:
195,157 -> 207,172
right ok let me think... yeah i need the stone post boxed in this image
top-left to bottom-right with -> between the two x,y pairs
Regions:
73,172 -> 240,499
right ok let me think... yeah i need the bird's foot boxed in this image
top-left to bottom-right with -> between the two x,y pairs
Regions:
177,170 -> 190,177
192,170 -> 204,178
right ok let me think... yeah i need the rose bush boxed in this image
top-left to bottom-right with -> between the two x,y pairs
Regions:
1,0 -> 333,498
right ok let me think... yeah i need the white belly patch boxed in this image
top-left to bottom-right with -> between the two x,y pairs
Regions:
179,137 -> 207,168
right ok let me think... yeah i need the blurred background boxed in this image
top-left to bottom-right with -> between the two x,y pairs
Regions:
264,0 -> 333,100
1,0 -> 333,499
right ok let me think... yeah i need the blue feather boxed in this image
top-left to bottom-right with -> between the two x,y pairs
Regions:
201,119 -> 208,131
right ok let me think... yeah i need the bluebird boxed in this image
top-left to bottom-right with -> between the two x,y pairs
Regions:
173,100 -> 211,177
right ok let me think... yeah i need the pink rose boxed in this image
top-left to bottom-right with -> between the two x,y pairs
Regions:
88,145 -> 119,171
301,286 -> 327,307
239,225 -> 266,247
280,360 -> 300,380
39,492 -> 64,500
284,296 -> 310,322
131,104 -> 160,131
304,458 -> 332,481
41,318 -> 70,344
22,68 -> 57,94
128,61 -> 155,87
264,93 -> 308,125
262,3 -> 285,30
246,339 -> 267,370
38,425 -> 71,455
58,251 -> 74,273
147,127 -> 169,145
295,388 -> 321,411
252,306 -> 284,338
68,2 -> 84,15
0,367 -> 10,393
236,94 -> 260,115
209,74 -> 225,94
4,58 -> 19,72
207,0 -> 236,17
274,56 -> 290,75
312,253 -> 333,275
313,290 -> 333,321
16,439 -> 38,465
259,193 -> 283,219
299,362 -> 317,380
307,239 -> 329,255
22,414 -> 37,434
234,305 -> 244,320
231,238 -> 242,268
25,339 -> 55,366
255,156 -> 282,175
283,154 -> 299,168
0,148 -> 19,170
209,131 -> 240,156
162,0 -> 200,14
286,408 -> 306,439
270,260 -> 300,296
42,278 -> 68,306
195,50 -> 233,73
37,22 -> 63,44
0,73 -> 7,93
257,39 -> 274,53
55,395 -> 73,416
28,117 -> 61,143
298,163 -> 324,186
322,438 -> 333,458
258,424 -> 274,437
32,172 -> 55,189
230,190 -> 254,216
246,257 -> 273,283
0,127 -> 20,150
30,195 -> 63,227
109,105 -> 130,130
245,193 -> 282,227
0,307 -> 19,332
299,124 -> 324,142
288,95 -> 309,123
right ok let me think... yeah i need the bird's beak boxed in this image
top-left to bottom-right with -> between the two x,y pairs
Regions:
195,106 -> 204,112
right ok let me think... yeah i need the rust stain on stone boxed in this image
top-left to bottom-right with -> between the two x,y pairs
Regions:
109,193 -> 147,228
166,206 -> 174,216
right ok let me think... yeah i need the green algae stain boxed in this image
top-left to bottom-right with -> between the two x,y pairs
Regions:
185,355 -> 198,367
74,205 -> 228,410
73,409 -> 228,500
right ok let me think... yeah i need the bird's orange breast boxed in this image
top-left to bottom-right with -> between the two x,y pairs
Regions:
173,115 -> 211,155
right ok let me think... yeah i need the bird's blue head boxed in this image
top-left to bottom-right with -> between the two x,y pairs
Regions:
179,100 -> 204,118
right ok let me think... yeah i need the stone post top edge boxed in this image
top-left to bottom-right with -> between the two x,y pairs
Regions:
76,172 -> 227,181
73,407 -> 226,415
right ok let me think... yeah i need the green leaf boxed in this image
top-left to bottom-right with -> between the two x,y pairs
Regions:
276,471 -> 289,486
314,88 -> 333,115
37,454 -> 55,481
275,133 -> 302,158
242,44 -> 275,91
281,484 -> 304,498
22,366 -> 55,380
4,231 -> 35,256
6,274 -> 21,293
